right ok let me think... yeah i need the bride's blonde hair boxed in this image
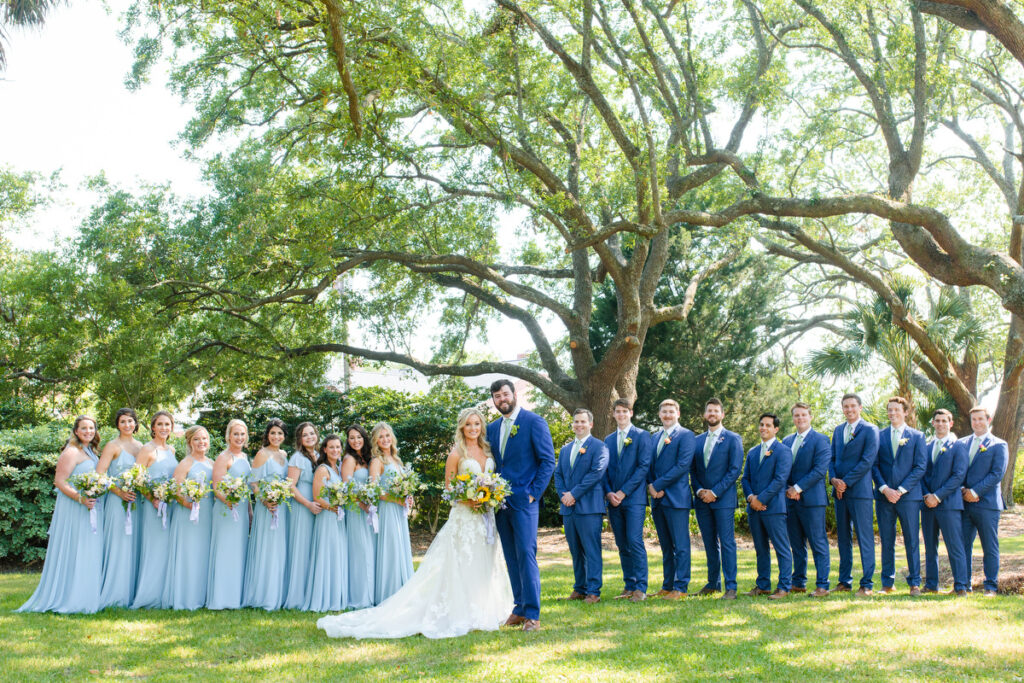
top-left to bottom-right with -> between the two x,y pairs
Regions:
453,407 -> 492,464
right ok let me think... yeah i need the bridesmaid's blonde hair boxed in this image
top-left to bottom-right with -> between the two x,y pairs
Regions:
184,425 -> 210,458
370,422 -> 401,465
224,419 -> 248,448
453,407 -> 492,464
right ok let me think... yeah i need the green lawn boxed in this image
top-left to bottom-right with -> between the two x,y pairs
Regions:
3,534 -> 1024,681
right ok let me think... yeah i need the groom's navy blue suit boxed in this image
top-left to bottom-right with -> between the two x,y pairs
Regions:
488,408 -> 556,621
603,426 -> 654,593
555,435 -> 609,596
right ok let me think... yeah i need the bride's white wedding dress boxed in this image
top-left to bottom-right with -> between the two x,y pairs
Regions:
317,456 -> 514,639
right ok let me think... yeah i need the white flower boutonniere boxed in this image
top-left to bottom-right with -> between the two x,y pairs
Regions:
898,437 -> 909,447
623,437 -> 633,446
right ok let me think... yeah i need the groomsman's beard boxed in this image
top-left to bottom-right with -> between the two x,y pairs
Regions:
705,417 -> 721,428
495,398 -> 517,416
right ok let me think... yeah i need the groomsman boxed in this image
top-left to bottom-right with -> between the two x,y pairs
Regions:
646,399 -> 696,600
742,413 -> 793,599
921,409 -> 969,595
783,402 -> 832,597
830,393 -> 879,596
603,399 -> 655,602
961,406 -> 1008,596
692,398 -> 744,599
873,397 -> 927,595
554,409 -> 609,603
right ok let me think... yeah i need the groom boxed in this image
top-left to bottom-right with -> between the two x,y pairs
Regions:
488,379 -> 556,632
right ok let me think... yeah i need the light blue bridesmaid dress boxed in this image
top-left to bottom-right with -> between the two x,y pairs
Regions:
131,445 -> 178,609
374,462 -> 414,604
17,447 -> 104,614
242,455 -> 290,610
99,449 -> 139,608
283,451 -> 316,609
163,458 -> 214,610
346,466 -> 377,609
303,465 -> 348,612
206,455 -> 251,610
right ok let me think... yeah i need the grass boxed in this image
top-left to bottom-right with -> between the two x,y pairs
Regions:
4,532 -> 1024,681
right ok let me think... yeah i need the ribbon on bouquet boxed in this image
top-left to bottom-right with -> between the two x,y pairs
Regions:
231,506 -> 240,523
88,507 -> 98,534
367,504 -> 379,533
337,506 -> 345,523
483,509 -> 496,545
189,500 -> 201,523
404,495 -> 414,518
158,501 -> 169,529
271,508 -> 280,531
124,505 -> 133,536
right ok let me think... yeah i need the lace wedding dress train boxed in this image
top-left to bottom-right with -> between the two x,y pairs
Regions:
317,456 -> 513,639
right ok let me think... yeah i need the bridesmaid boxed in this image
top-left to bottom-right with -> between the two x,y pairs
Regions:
243,419 -> 290,610
206,419 -> 251,610
132,411 -> 179,609
303,434 -> 348,612
370,422 -> 414,604
342,424 -> 376,608
97,408 -> 144,609
163,425 -> 215,610
17,416 -> 104,613
283,422 -> 322,609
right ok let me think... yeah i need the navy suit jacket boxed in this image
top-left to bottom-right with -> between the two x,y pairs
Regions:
742,439 -> 793,515
782,429 -> 831,507
922,436 -> 967,511
487,409 -> 556,511
873,426 -> 928,501
830,420 -> 879,499
960,433 -> 1008,511
602,426 -> 654,507
648,425 -> 696,509
554,435 -> 609,516
691,429 -> 743,510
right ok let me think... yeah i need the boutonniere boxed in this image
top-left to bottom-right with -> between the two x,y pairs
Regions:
623,437 -> 633,446
940,446 -> 948,454
509,424 -> 519,437
898,438 -> 908,447
764,450 -> 773,458
979,441 -> 989,453
579,447 -> 587,454
663,436 -> 672,445
850,426 -> 857,439
717,436 -> 725,444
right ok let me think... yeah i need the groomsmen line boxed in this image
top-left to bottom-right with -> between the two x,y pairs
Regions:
556,394 -> 1008,602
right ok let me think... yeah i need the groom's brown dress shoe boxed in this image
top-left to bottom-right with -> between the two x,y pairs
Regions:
522,619 -> 541,632
654,589 -> 671,597
789,587 -> 807,593
746,587 -> 771,597
768,590 -> 789,600
809,588 -> 830,598
661,590 -> 685,600
629,590 -> 646,602
584,594 -> 601,604
567,591 -> 585,601
613,590 -> 632,600
503,614 -> 525,627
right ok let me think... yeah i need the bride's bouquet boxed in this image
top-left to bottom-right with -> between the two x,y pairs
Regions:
385,467 -> 427,517
442,472 -> 511,545
256,477 -> 293,530
320,479 -> 351,521
350,480 -> 384,533
116,464 -> 150,535
214,475 -> 250,522
181,477 -> 212,524
69,471 -> 113,534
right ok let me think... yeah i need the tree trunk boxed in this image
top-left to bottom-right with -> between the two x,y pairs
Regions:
994,314 -> 1024,507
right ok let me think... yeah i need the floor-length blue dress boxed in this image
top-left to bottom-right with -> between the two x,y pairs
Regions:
163,458 -> 215,610
346,466 -> 377,609
242,455 -> 290,610
283,451 -> 316,609
99,449 -> 139,608
131,446 -> 178,609
17,447 -> 104,614
374,462 -> 414,604
206,455 -> 251,610
303,465 -> 349,612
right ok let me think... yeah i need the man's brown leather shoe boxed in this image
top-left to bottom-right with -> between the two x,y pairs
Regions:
697,585 -> 719,596
856,587 -> 873,597
566,590 -> 585,601
746,587 -> 771,596
909,586 -> 922,597
922,587 -> 938,594
503,614 -> 525,627
612,590 -> 632,600
984,589 -> 998,597
790,587 -> 807,593
584,594 -> 601,604
809,587 -> 830,598
768,590 -> 789,600
629,590 -> 647,602
661,590 -> 685,600
954,589 -> 969,597
879,586 -> 895,594
522,619 -> 541,632
835,583 -> 852,592
720,589 -> 737,599
653,589 -> 671,597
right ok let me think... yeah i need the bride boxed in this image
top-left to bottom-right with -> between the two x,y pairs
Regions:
317,406 -> 514,639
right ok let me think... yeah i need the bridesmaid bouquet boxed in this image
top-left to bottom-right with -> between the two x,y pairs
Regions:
214,475 -> 251,522
116,464 -> 150,536
145,478 -> 177,530
69,472 -> 113,534
256,478 -> 294,531
181,478 -> 212,524
320,480 -> 351,521
386,467 -> 427,517
350,481 -> 384,533
442,472 -> 511,545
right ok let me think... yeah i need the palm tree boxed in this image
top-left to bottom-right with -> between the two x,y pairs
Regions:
1,1 -> 66,70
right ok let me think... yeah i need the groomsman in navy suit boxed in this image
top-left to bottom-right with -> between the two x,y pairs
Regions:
921,408 -> 969,595
783,402 -> 832,597
603,399 -> 655,602
692,398 -> 744,599
961,406 -> 1008,596
646,398 -> 696,600
554,409 -> 610,603
488,380 -> 556,631
830,393 -> 879,596
742,413 -> 793,599
873,396 -> 927,595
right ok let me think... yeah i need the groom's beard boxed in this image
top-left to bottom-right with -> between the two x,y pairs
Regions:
496,399 -> 517,415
